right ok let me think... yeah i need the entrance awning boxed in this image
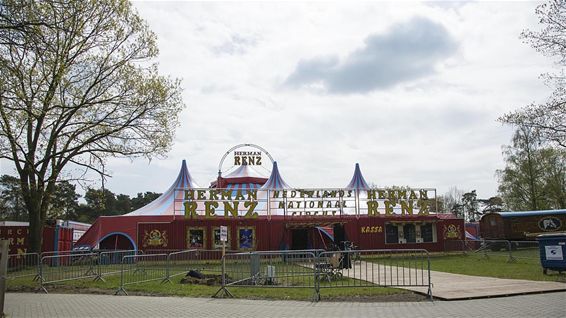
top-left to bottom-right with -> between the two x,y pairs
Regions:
315,226 -> 334,241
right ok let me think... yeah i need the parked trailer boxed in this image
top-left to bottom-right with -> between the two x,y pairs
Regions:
480,210 -> 566,242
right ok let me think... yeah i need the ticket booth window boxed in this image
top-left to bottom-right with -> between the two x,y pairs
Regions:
403,224 -> 416,243
385,224 -> 398,244
421,223 -> 434,243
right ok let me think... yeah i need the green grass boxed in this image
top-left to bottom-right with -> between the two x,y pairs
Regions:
359,248 -> 563,282
6,264 -> 412,301
10,249 -> 559,300
427,250 -> 564,282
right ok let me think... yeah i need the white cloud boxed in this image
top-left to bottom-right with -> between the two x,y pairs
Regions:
3,1 -> 554,203
284,17 -> 458,93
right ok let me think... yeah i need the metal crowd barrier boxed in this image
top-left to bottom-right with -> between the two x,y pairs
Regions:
141,249 -> 184,255
7,253 -> 40,280
115,253 -> 168,295
214,249 -> 431,301
165,249 -> 239,282
214,250 -> 318,299
165,249 -> 198,281
507,241 -> 540,263
96,250 -> 138,281
443,239 -> 481,254
316,250 -> 430,291
444,240 -> 541,263
7,248 -> 432,301
41,250 -> 74,258
39,253 -> 99,293
284,249 -> 325,257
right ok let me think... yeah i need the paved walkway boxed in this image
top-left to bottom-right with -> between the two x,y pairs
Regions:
340,261 -> 566,300
409,270 -> 566,300
4,292 -> 566,317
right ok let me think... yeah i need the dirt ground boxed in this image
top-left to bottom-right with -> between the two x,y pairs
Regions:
8,284 -> 428,302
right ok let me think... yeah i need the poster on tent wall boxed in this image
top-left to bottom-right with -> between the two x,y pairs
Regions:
175,188 -> 436,218
238,226 -> 256,250
187,226 -> 207,249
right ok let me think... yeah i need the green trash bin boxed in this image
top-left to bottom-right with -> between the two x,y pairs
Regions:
536,233 -> 566,275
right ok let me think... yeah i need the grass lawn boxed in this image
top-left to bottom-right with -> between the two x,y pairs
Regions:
8,248 -> 562,301
427,250 -> 565,282
7,265 -> 414,301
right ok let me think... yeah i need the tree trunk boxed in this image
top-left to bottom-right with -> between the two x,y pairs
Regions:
28,207 -> 43,254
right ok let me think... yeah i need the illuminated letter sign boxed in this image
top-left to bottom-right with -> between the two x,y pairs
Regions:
179,188 -> 435,219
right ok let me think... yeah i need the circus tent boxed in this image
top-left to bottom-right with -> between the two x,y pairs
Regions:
125,160 -> 200,216
71,157 -> 464,253
75,160 -> 201,250
211,163 -> 268,190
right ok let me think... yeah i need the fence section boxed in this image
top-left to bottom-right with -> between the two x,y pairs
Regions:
166,249 -> 197,280
215,249 -> 431,301
39,253 -> 99,293
7,253 -> 40,280
165,249 -> 238,282
8,248 -> 432,301
97,250 -> 138,280
215,251 -> 318,298
40,250 -> 75,258
316,249 -> 430,291
444,240 -> 481,253
115,253 -> 168,295
141,249 -> 183,255
444,240 -> 542,263
508,241 -> 540,263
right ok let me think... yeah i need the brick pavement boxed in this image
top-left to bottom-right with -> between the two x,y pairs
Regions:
4,292 -> 566,318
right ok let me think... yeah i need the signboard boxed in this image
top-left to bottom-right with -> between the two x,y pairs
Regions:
202,144 -> 437,218
218,144 -> 274,176
0,226 -> 29,254
545,245 -> 564,261
73,230 -> 85,243
234,151 -> 262,166
220,226 -> 228,242
176,188 -> 436,218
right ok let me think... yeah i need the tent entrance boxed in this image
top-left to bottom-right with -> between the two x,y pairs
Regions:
291,229 -> 308,250
99,233 -> 134,250
333,223 -> 347,247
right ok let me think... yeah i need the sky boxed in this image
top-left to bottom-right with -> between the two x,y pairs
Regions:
1,0 -> 557,201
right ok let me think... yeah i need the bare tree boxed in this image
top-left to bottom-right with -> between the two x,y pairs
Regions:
500,0 -> 566,147
0,0 -> 184,252
443,186 -> 464,215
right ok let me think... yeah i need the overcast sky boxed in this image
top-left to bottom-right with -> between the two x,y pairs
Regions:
1,0 -> 557,201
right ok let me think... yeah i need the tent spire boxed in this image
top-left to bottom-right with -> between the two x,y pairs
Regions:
260,161 -> 291,189
345,163 -> 370,190
124,160 -> 200,216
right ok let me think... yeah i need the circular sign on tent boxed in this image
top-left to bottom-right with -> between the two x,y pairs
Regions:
218,144 -> 274,177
